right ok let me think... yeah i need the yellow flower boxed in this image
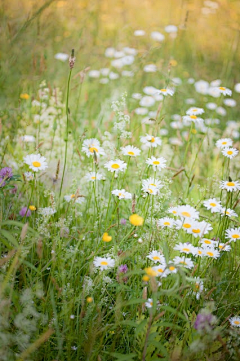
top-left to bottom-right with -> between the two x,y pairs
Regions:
142,275 -> 150,282
129,214 -> 144,226
29,205 -> 36,211
169,59 -> 177,67
86,297 -> 93,303
191,129 -> 197,134
20,93 -> 30,100
102,232 -> 112,242
144,267 -> 157,277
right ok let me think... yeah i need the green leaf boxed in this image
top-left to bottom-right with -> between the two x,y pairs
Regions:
160,305 -> 187,321
0,229 -> 19,247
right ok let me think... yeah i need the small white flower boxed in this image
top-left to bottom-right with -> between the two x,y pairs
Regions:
223,98 -> 236,107
177,205 -> 199,220
143,64 -> 157,73
217,86 -> 232,96
221,147 -> 238,159
140,134 -> 162,148
186,107 -> 204,115
38,207 -> 56,217
225,227 -> 240,242
88,70 -> 100,78
146,156 -> 167,171
139,96 -> 155,107
220,180 -> 240,192
229,317 -> 240,327
173,256 -> 194,269
200,238 -> 218,247
220,207 -> 237,217
104,159 -> 127,173
93,257 -> 115,270
203,248 -> 220,259
132,93 -> 142,100
147,250 -> 166,264
142,177 -> 163,195
165,25 -> 178,33
143,86 -> 158,95
182,115 -> 204,124
121,145 -> 141,157
112,189 -> 132,200
64,194 -> 85,204
24,172 -> 34,181
174,242 -> 196,255
157,88 -> 174,96
135,107 -> 148,115
21,135 -> 35,142
152,265 -> 169,278
218,243 -> 231,252
206,102 -> 217,110
24,154 -> 48,172
216,138 -> 233,149
54,53 -> 69,61
82,138 -> 105,157
157,217 -> 175,228
134,29 -> 145,36
151,31 -> 165,42
85,172 -> 103,182
203,198 -> 221,213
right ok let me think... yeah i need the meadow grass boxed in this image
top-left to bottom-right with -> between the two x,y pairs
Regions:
0,1 -> 240,360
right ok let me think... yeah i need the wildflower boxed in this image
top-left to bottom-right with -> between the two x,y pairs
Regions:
229,317 -> 240,327
220,180 -> 240,192
157,217 -> 175,228
54,53 -> 69,61
142,177 -> 163,195
102,232 -> 112,242
195,247 -> 204,257
216,138 -> 233,149
178,205 -> 199,219
29,205 -> 36,211
200,239 -> 217,247
146,156 -> 167,171
143,64 -> 157,73
145,298 -> 154,308
182,115 -> 204,124
85,172 -> 103,181
38,207 -> 56,217
145,267 -> 158,277
168,207 -> 179,216
82,138 -> 105,157
135,107 -> 148,115
224,98 -> 236,107
86,297 -> 93,303
203,248 -> 220,259
24,154 -> 48,172
0,167 -> 13,187
140,134 -> 162,148
120,218 -> 126,225
93,256 -> 115,270
20,93 -> 30,100
147,250 -> 165,264
134,29 -> 146,36
220,207 -> 237,217
221,147 -> 238,159
112,189 -> 132,200
152,265 -> 169,278
194,310 -> 217,334
165,25 -> 178,33
142,275 -> 150,282
192,277 -> 204,299
203,198 -> 221,213
151,31 -> 165,41
104,159 -> 127,173
143,86 -> 158,95
186,107 -> 204,115
64,194 -> 85,204
217,86 -> 232,96
225,228 -> 240,242
189,220 -> 213,238
167,265 -> 178,274
139,96 -> 155,107
157,88 -> 174,96
24,172 -> 34,181
181,218 -> 195,233
218,243 -> 231,252
117,264 -> 128,283
21,135 -> 35,142
132,93 -> 142,99
70,315 -> 75,319
174,242 -> 196,255
173,256 -> 194,269
129,214 -> 144,226
89,70 -> 100,78
121,145 -> 141,157
19,207 -> 31,217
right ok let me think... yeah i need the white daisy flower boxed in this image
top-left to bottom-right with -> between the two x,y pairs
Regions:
140,134 -> 162,148
220,207 -> 237,217
177,205 -> 199,220
143,86 -> 158,95
152,265 -> 169,278
146,156 -> 167,171
157,88 -> 174,96
218,243 -> 231,252
132,93 -> 142,100
93,257 -> 115,270
165,25 -> 178,33
225,227 -> 240,242
182,115 -> 204,124
223,98 -> 236,107
24,154 -> 48,172
111,189 -> 132,200
181,218 -> 195,233
216,138 -> 233,149
200,239 -> 218,247
145,298 -> 160,309
203,248 -> 220,259
88,70 -> 100,78
121,145 -> 141,157
64,194 -> 85,204
217,86 -> 232,96
157,217 -> 175,228
168,207 -> 179,216
54,53 -> 69,61
135,107 -> 148,115
151,31 -> 165,42
206,102 -> 217,110
38,207 -> 56,217
134,29 -> 145,36
24,171 -> 34,181
173,256 -> 194,269
104,159 -> 127,173
142,177 -> 163,195
82,138 -> 105,157
190,221 -> 213,238
85,172 -> 103,181
203,198 -> 221,213
186,107 -> 204,115
229,317 -> 240,327
167,265 -> 178,274
143,64 -> 157,73
174,242 -> 196,255
195,247 -> 204,257
220,180 -> 240,192
139,96 -> 155,107
221,147 -> 238,159
192,277 -> 204,299
147,250 -> 166,264
216,106 -> 226,116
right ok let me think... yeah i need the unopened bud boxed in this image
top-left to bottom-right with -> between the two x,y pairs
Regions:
69,49 -> 76,69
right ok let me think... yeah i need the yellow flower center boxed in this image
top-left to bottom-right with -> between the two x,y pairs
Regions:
148,188 -> 153,193
153,256 -> 160,260
89,146 -> 98,153
153,161 -> 160,165
207,252 -> 214,257
180,261 -> 187,265
169,266 -> 175,271
150,137 -> 155,142
128,151 -> 134,155
101,261 -> 108,265
173,210 -> 177,214
204,240 -> 211,244
227,182 -> 235,186
158,268 -> 164,273
219,245 -> 223,249
192,229 -> 200,233
183,248 -> 190,252
150,183 -> 156,187
227,151 -> 233,155
222,141 -> 227,145
219,87 -> 226,90
232,234 -> 240,239
226,211 -> 230,215
164,222 -> 170,226
91,176 -> 96,180
160,89 -> 167,92
210,203 -> 216,207
195,283 -> 200,289
190,115 -> 197,119
181,211 -> 191,217
32,161 -> 41,167
111,163 -> 120,169
198,250 -> 202,254
71,194 -> 75,198
233,320 -> 240,325
192,109 -> 197,112
183,223 -> 191,228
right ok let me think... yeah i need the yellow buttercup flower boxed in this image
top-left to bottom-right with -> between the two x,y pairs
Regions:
20,93 -> 30,100
129,214 -> 144,226
142,275 -> 150,282
29,205 -> 36,211
86,297 -> 93,303
102,232 -> 112,242
144,267 -> 157,277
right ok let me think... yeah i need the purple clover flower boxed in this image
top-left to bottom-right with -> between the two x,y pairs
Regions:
194,312 -> 216,333
19,207 -> 31,217
118,264 -> 128,273
0,167 -> 13,188
117,264 -> 128,283
120,218 -> 126,225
